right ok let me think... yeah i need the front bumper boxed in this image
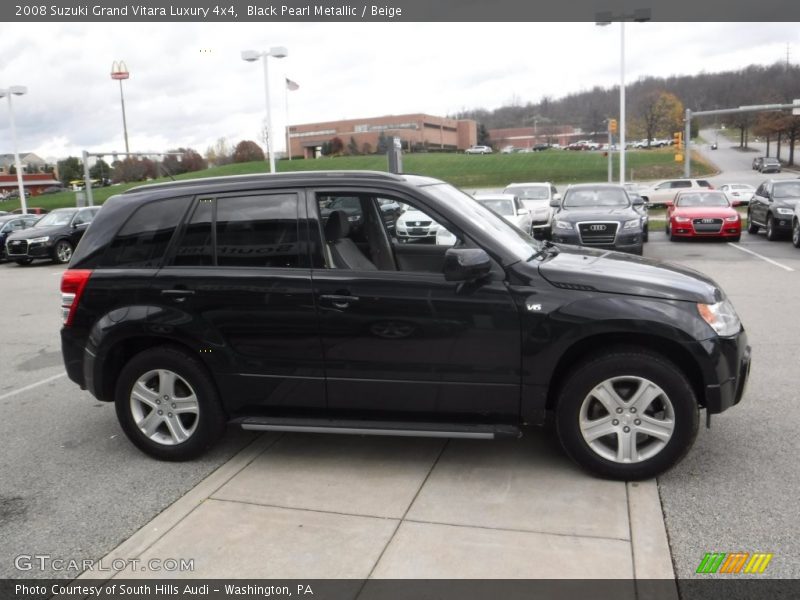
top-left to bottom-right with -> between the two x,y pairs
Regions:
699,329 -> 751,414
6,239 -> 52,259
551,230 -> 642,253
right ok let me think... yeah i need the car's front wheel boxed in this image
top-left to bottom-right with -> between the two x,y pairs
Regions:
765,214 -> 778,241
747,212 -> 759,234
53,239 -> 73,264
642,224 -> 649,242
792,219 -> 800,248
115,346 -> 227,461
556,348 -> 699,480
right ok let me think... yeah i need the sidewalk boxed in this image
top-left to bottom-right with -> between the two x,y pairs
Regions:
78,429 -> 677,588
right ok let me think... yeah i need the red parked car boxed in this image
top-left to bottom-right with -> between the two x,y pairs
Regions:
666,191 -> 741,242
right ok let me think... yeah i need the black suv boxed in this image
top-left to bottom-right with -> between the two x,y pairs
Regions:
60,171 -> 751,480
549,184 -> 645,254
6,207 -> 100,265
748,179 -> 800,241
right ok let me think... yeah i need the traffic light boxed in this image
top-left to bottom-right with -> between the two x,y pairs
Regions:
673,132 -> 683,149
609,119 -> 618,134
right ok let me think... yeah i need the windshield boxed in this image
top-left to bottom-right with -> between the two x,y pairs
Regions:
563,188 -> 629,208
676,192 -> 729,207
505,185 -> 549,200
773,182 -> 800,199
477,198 -> 514,216
423,183 -> 540,262
35,210 -> 76,227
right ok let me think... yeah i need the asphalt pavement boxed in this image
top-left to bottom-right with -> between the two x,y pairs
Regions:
648,136 -> 800,581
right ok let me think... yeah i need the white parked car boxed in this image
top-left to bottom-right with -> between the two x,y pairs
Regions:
465,145 -> 493,155
640,178 -> 714,208
395,207 -> 442,243
473,193 -> 533,234
503,182 -> 560,237
719,183 -> 756,207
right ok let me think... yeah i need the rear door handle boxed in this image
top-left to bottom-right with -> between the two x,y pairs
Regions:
161,289 -> 195,302
320,294 -> 359,309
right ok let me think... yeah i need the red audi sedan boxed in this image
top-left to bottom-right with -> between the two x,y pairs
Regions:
666,191 -> 741,241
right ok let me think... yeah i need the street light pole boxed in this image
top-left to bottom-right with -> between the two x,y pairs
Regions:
242,47 -> 288,174
111,61 -> 131,154
0,86 -> 29,215
596,9 -> 650,186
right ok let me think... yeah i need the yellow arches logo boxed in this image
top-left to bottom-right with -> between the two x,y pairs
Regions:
696,552 -> 773,574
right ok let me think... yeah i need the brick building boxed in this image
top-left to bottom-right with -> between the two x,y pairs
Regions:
0,153 -> 60,197
488,125 -> 582,149
288,114 -> 477,159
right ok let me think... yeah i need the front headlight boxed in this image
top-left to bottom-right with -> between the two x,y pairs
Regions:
674,216 -> 690,223
697,299 -> 741,337
553,220 -> 574,231
623,219 -> 640,230
776,208 -> 793,216
29,236 -> 50,243
725,215 -> 739,222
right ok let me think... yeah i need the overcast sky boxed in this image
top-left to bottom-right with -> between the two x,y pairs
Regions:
0,22 -> 797,162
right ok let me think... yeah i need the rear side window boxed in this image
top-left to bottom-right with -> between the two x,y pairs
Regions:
172,193 -> 301,268
102,197 -> 191,268
672,181 -> 692,188
697,180 -> 712,188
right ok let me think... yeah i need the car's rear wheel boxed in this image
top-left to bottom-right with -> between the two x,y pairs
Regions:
556,349 -> 699,480
747,212 -> 759,234
115,346 -> 226,461
53,239 -> 73,264
792,219 -> 800,248
765,215 -> 778,241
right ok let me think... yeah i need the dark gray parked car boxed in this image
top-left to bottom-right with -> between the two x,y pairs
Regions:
549,184 -> 645,254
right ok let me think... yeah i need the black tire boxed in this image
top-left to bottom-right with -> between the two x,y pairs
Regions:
747,212 -> 759,234
792,219 -> 800,248
731,234 -> 741,243
115,346 -> 227,461
642,224 -> 649,242
765,214 -> 778,241
555,348 -> 699,480
52,239 -> 73,264
15,258 -> 33,266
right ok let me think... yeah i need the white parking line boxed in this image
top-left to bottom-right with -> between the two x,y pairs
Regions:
727,243 -> 795,272
0,372 -> 67,401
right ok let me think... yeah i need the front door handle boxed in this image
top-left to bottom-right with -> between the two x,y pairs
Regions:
320,294 -> 360,309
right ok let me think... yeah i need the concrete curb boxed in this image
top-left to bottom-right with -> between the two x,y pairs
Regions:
628,480 -> 678,598
76,433 -> 276,582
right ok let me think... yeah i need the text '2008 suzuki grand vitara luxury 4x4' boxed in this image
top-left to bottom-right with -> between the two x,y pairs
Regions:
60,172 -> 750,480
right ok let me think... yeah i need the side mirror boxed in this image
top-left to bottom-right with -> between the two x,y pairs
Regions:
553,193 -> 562,201
443,248 -> 492,282
632,197 -> 644,207
517,208 -> 529,216
549,198 -> 561,208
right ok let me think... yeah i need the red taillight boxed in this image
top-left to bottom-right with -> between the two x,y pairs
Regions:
60,269 -> 92,327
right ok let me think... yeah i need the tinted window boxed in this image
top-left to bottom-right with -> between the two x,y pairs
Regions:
102,197 -> 191,268
216,194 -> 300,268
672,181 -> 692,188
173,199 -> 214,266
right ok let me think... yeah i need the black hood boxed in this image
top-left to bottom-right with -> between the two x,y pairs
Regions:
538,245 -> 721,304
554,205 -> 639,223
6,224 -> 66,241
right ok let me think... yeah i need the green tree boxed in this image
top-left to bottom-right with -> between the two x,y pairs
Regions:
347,136 -> 359,155
89,159 -> 112,182
57,156 -> 83,186
637,91 -> 684,146
477,123 -> 491,146
376,131 -> 390,154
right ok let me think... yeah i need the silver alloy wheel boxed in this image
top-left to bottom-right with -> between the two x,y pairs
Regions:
129,369 -> 199,446
55,241 -> 72,263
767,217 -> 774,239
579,376 -> 675,464
793,221 -> 800,247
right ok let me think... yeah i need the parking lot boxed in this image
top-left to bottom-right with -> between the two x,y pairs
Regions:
1,218 -> 798,582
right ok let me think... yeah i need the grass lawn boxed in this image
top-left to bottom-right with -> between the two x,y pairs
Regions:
1,149 -> 715,212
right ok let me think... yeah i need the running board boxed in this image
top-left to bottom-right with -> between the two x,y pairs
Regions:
236,417 -> 521,440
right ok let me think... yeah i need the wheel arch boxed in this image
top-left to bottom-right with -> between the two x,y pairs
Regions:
545,332 -> 706,412
97,335 -> 222,412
